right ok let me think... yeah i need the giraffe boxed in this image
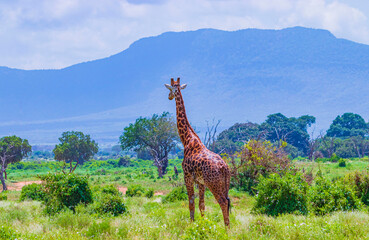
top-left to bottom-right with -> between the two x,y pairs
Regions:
165,77 -> 231,227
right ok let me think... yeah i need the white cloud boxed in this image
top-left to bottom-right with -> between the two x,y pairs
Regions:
0,0 -> 369,69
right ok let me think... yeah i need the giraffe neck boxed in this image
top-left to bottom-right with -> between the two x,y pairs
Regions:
175,90 -> 202,148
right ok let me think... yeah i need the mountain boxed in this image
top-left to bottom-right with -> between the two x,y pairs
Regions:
1,26 -> 369,145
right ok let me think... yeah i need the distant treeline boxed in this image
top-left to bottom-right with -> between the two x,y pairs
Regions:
212,112 -> 369,159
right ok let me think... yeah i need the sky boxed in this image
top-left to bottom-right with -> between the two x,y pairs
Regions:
1,0 -> 369,70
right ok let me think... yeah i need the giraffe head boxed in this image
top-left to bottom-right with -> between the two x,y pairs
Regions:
164,77 -> 187,100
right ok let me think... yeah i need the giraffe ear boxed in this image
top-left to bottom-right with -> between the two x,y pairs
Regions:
165,84 -> 173,90
180,84 -> 187,90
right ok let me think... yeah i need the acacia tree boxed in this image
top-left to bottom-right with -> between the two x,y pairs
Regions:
120,112 -> 179,178
0,136 -> 31,191
53,131 -> 98,173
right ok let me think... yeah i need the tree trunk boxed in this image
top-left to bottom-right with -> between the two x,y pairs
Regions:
157,165 -> 163,178
70,161 -> 79,173
4,170 -> 7,180
0,170 -> 7,192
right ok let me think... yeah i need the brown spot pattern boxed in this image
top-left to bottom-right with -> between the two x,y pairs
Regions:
166,78 -> 231,227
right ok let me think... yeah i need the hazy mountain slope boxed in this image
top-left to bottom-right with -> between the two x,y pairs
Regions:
1,27 -> 369,144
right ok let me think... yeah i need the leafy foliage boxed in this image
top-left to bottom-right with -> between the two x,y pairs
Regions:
214,122 -> 261,154
309,176 -> 361,215
338,159 -> 346,167
40,173 -> 93,214
126,184 -> 154,198
118,156 -> 132,167
0,192 -> 7,201
225,140 -> 291,194
252,172 -> 309,216
20,183 -> 45,201
162,186 -> 188,203
53,131 -> 98,173
261,113 -> 315,154
120,112 -> 179,178
343,171 -> 369,206
92,194 -> 127,216
0,136 -> 31,191
327,113 -> 368,138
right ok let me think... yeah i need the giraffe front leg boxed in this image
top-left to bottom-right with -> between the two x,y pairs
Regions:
198,183 -> 205,217
184,175 -> 195,221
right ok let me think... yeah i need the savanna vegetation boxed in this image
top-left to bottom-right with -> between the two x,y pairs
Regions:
1,112 -> 369,239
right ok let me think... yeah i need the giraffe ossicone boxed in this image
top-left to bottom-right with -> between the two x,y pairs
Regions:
165,77 -> 231,227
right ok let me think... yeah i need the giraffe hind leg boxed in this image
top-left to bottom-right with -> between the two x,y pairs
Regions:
198,183 -> 205,217
184,174 -> 195,221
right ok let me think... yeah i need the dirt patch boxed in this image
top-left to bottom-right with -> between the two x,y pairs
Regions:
118,187 -> 128,194
3,181 -> 42,191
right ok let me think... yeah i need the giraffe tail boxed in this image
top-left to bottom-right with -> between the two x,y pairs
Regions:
224,167 -> 231,214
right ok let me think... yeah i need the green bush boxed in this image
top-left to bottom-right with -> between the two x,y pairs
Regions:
338,159 -> 346,167
309,176 -> 361,215
225,140 -> 291,195
20,183 -> 45,201
343,171 -> 369,205
252,172 -> 309,216
330,153 -> 340,162
118,156 -> 132,167
126,184 -> 152,197
98,184 -> 121,196
145,188 -> 154,198
163,186 -> 188,203
40,173 -> 93,214
92,194 -> 127,216
0,192 -> 7,201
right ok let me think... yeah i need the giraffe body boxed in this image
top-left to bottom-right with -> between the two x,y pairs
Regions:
165,78 -> 230,226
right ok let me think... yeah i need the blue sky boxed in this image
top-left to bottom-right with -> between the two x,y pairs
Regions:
1,0 -> 369,69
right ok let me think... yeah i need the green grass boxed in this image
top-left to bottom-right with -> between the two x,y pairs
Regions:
1,158 -> 369,239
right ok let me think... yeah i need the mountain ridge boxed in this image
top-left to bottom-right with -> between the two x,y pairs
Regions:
1,26 -> 369,145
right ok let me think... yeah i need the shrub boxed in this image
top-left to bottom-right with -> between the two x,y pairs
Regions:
225,140 -> 291,194
118,156 -> 132,167
309,176 -> 361,215
98,184 -> 121,196
163,186 -> 188,203
330,153 -> 340,162
145,188 -> 154,198
20,183 -> 45,201
40,173 -> 93,214
0,192 -> 7,201
343,171 -> 369,205
252,172 -> 309,216
339,159 -> 346,167
126,184 -> 151,197
92,194 -> 127,216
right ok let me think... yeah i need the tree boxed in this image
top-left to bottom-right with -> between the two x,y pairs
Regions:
203,119 -> 221,152
327,113 -> 369,138
307,127 -> 321,161
0,136 -> 31,191
214,122 -> 263,154
53,131 -> 98,173
119,112 -> 180,178
261,113 -> 316,154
